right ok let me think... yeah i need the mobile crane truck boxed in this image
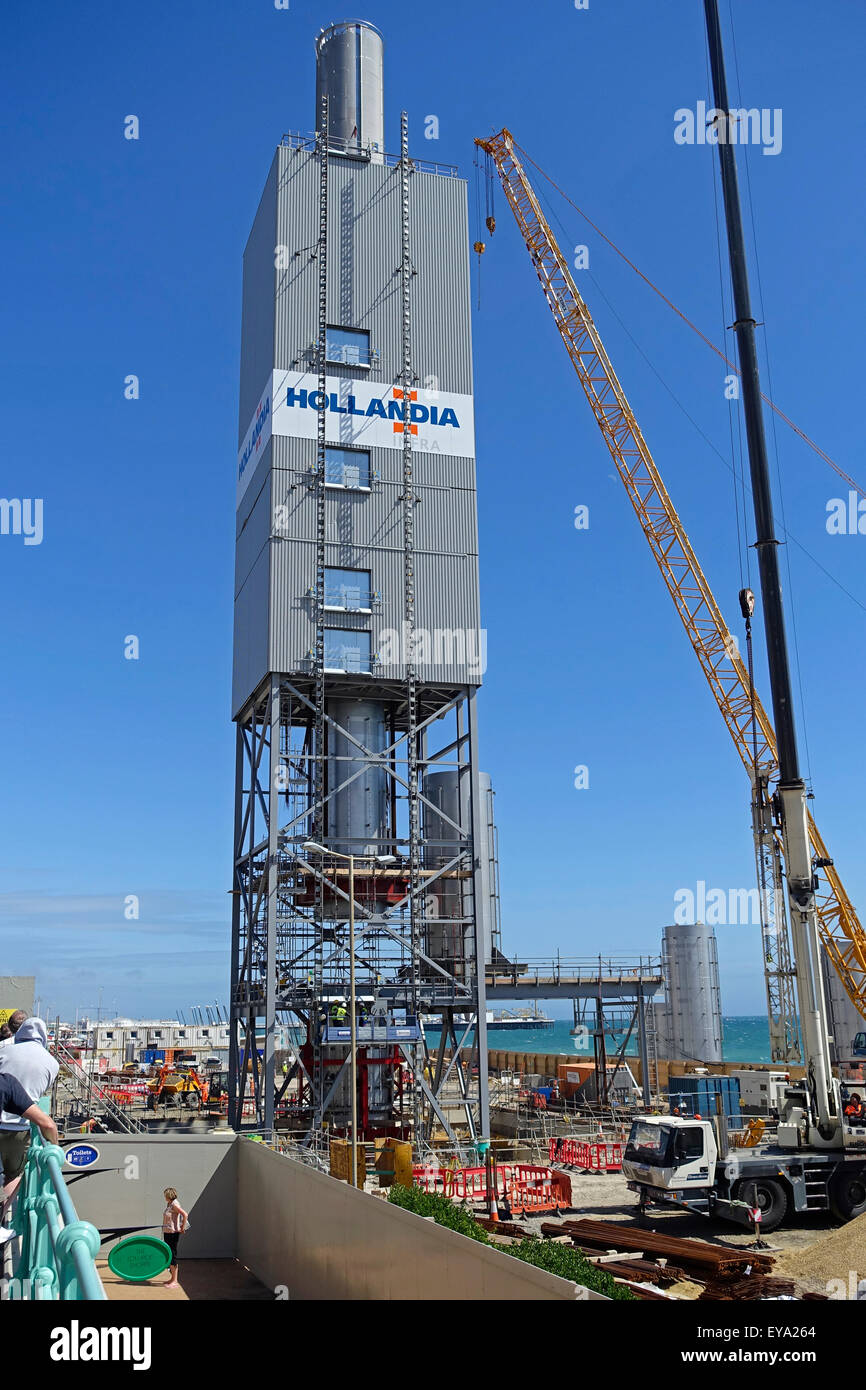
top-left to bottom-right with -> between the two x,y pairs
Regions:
622,0 -> 866,1233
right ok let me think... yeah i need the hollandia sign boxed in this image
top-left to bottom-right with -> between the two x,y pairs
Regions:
237,369 -> 475,505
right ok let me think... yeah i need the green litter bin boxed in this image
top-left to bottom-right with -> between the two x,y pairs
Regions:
108,1236 -> 173,1283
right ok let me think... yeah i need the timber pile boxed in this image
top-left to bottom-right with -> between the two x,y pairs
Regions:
556,1219 -> 774,1282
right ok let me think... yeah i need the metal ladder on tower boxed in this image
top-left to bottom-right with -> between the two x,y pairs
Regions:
310,94 -> 329,1132
398,110 -> 423,1140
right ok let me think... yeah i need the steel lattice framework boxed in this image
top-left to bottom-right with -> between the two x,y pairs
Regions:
229,676 -> 490,1146
478,128 -> 866,1030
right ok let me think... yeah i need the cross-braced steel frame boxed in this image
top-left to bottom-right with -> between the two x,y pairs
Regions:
228,674 -> 490,1152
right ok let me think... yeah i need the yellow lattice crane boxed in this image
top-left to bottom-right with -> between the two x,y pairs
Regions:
477,129 -> 866,1051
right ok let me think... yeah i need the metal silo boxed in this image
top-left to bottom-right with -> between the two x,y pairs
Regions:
661,922 -> 723,1063
423,769 -> 499,970
327,698 -> 388,858
315,20 -> 385,157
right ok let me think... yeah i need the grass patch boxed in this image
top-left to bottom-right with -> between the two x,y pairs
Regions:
388,1184 -> 633,1299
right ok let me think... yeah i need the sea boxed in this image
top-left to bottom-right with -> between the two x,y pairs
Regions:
482,1015 -> 772,1064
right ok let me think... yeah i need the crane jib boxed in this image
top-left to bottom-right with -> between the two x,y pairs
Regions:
477,127 -> 866,1033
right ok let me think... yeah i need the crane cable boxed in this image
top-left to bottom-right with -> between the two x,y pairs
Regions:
511,137 -> 866,504
530,173 -> 866,619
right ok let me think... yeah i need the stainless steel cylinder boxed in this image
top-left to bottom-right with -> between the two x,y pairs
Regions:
327,698 -> 388,859
315,20 -> 385,157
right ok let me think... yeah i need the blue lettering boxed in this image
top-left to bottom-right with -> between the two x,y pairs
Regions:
410,403 -> 428,423
366,399 -> 387,419
239,397 -> 271,478
430,406 -> 439,425
348,396 -> 366,416
438,408 -> 459,428
387,400 -> 405,421
329,393 -> 347,414
308,391 -> 325,410
286,387 -> 308,409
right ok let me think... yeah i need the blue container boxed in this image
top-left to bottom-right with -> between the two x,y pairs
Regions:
668,1075 -> 742,1128
536,1086 -> 553,1101
140,1049 -> 165,1065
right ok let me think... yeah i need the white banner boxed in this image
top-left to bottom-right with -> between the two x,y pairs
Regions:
237,369 -> 475,506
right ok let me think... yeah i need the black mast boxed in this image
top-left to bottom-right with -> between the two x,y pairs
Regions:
703,0 -> 801,789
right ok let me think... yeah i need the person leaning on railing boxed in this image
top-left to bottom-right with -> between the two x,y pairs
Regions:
0,1073 -> 58,1243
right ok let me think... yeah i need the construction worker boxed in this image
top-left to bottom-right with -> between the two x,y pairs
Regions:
844,1092 -> 864,1123
330,999 -> 347,1026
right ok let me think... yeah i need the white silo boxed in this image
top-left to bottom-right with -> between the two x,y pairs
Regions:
661,922 -> 724,1063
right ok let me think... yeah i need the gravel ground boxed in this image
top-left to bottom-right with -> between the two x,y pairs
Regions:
514,1169 -> 845,1296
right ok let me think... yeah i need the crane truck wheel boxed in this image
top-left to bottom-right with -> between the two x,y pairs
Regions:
829,1169 -> 866,1223
737,1177 -> 789,1233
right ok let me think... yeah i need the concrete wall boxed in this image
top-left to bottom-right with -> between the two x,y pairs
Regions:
236,1139 -> 604,1301
60,1132 -> 237,1257
60,1132 -> 605,1299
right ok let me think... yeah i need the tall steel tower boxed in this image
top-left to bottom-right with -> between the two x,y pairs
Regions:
229,21 -> 496,1153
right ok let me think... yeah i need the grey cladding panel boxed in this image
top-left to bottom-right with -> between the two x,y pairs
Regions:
235,457 -> 272,596
239,154 -> 278,435
233,546 -> 271,715
235,144 -> 481,703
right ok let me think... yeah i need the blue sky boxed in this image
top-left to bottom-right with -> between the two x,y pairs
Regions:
2,0 -> 863,1021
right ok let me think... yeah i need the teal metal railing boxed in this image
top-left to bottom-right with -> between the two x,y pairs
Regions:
6,1127 -> 106,1300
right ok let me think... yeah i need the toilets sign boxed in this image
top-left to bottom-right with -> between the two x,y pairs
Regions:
237,370 -> 475,505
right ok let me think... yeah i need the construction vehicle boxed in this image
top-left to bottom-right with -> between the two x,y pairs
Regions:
479,0 -> 866,1230
622,1108 -> 866,1230
146,1063 -> 208,1110
203,1068 -> 230,1113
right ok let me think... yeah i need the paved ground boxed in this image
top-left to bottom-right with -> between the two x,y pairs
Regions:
98,1258 -> 273,1302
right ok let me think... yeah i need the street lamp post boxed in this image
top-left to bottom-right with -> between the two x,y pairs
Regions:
302,841 -> 395,1189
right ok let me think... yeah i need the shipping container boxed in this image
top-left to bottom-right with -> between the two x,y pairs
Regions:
667,1074 -> 742,1127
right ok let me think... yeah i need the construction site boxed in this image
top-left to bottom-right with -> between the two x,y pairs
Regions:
5,2 -> 865,1316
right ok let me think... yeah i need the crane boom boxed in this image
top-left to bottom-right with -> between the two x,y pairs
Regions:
477,129 -> 866,1043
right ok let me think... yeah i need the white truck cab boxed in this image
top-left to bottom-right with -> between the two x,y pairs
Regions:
622,1115 -> 717,1193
